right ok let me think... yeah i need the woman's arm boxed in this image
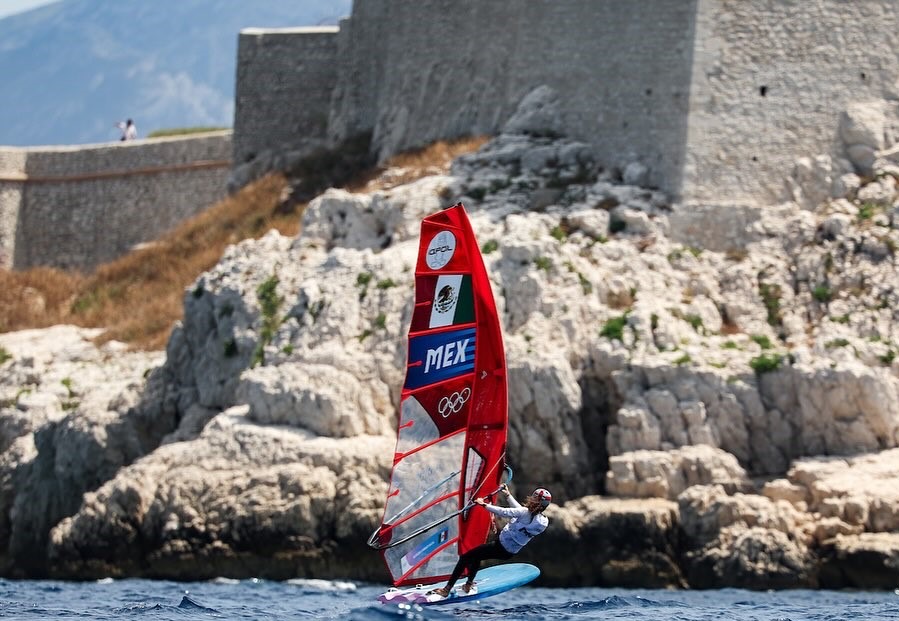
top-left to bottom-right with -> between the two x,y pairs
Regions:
502,485 -> 523,509
474,497 -> 527,519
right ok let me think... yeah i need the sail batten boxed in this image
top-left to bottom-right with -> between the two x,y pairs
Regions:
369,204 -> 508,587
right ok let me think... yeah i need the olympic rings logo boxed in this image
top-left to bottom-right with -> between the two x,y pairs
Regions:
438,388 -> 471,418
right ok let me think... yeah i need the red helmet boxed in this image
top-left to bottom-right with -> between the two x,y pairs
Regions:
532,488 -> 552,508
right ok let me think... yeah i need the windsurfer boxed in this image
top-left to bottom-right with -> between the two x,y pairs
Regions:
427,485 -> 551,598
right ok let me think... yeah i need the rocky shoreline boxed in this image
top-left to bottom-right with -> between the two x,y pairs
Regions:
1,87 -> 898,588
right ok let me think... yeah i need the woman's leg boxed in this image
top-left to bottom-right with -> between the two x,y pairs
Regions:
441,542 -> 490,592
463,540 -> 512,588
431,541 -> 512,596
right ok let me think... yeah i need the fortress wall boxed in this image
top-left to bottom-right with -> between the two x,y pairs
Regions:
684,0 -> 899,205
0,150 -> 27,268
327,0 -> 390,144
230,0 -> 899,204
233,27 -> 340,168
333,0 -> 698,194
1,132 -> 231,271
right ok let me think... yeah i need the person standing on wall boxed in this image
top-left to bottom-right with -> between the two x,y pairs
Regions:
116,119 -> 137,141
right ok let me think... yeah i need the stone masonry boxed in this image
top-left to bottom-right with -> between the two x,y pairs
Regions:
233,27 -> 340,170
233,0 -> 899,206
0,131 -> 231,271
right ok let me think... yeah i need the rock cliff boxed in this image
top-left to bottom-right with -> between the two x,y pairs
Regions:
1,87 -> 898,587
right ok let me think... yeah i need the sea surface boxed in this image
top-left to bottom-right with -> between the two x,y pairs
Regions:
1,578 -> 898,621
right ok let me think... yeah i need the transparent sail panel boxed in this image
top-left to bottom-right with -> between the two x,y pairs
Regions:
384,496 -> 460,581
464,447 -> 485,505
384,432 -> 465,531
395,395 -> 439,456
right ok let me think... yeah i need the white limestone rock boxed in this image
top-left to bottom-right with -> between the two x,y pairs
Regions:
502,85 -> 566,138
787,449 -> 899,532
236,362 -> 392,437
678,485 -> 814,549
5,96 -> 899,584
606,445 -> 752,500
48,406 -> 394,578
840,101 -> 887,151
789,155 -> 839,210
506,342 -> 595,499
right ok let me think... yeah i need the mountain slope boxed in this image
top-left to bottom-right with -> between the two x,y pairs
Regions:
0,0 -> 351,146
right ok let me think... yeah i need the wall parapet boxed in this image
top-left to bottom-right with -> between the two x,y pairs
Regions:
0,131 -> 232,271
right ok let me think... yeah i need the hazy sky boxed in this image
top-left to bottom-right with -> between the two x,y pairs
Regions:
0,0 -> 58,20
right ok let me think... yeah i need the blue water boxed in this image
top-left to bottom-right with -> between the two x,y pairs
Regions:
1,578 -> 897,621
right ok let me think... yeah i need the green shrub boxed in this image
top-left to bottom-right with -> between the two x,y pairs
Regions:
376,279 -> 396,289
812,284 -> 832,303
600,313 -> 629,341
758,283 -> 782,327
674,353 -> 692,366
825,338 -> 850,349
550,226 -> 568,242
721,340 -> 740,350
0,346 -> 10,365
750,334 -> 773,349
750,353 -> 782,374
534,257 -> 552,271
375,313 -> 387,329
879,349 -> 896,365
252,274 -> 283,367
685,314 -> 703,332
857,203 -> 878,220
481,239 -> 499,254
578,273 -> 592,295
61,378 -> 75,398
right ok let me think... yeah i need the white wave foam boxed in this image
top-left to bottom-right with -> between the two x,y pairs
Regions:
286,578 -> 357,592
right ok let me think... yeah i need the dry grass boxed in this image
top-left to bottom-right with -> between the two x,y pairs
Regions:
348,136 -> 488,192
1,174 -> 292,350
0,135 -> 487,351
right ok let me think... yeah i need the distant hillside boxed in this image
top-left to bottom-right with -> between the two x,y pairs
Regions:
0,0 -> 351,146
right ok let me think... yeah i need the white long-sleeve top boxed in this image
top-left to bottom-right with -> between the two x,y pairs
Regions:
483,494 -> 549,553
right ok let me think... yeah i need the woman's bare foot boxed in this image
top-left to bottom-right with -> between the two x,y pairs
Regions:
427,587 -> 449,598
461,582 -> 475,593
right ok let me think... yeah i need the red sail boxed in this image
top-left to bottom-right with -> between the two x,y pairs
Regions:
369,203 -> 507,587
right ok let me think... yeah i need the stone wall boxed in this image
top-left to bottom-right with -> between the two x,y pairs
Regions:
685,0 -> 899,204
0,131 -> 231,271
233,27 -> 339,172
233,0 -> 899,206
334,0 -> 697,196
